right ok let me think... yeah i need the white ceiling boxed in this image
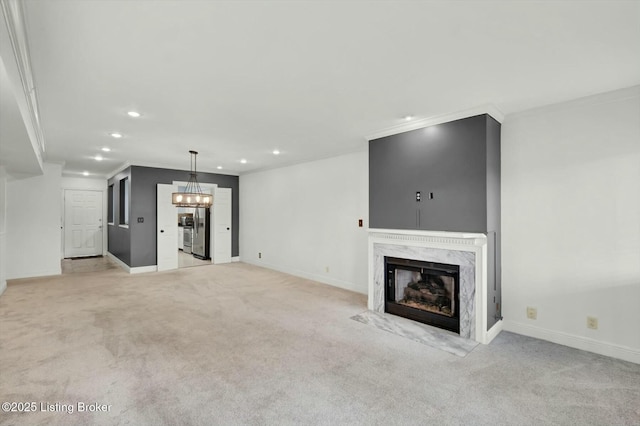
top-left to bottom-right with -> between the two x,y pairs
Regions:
17,0 -> 640,177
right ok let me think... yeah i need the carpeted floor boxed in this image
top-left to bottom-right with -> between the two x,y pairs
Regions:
1,260 -> 639,425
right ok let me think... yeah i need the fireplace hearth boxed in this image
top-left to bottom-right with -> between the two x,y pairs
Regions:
385,257 -> 460,333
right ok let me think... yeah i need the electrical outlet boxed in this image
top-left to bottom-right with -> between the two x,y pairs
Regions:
587,316 -> 598,330
258,252 -> 262,259
526,307 -> 537,320
325,266 -> 330,273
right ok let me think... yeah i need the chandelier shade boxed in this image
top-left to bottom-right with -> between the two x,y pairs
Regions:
172,150 -> 213,208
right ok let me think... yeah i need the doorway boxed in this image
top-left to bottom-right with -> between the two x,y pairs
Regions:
63,189 -> 103,258
157,183 -> 232,271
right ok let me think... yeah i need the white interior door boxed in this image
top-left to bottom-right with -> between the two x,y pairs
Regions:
157,184 -> 178,271
64,189 -> 103,258
213,187 -> 232,264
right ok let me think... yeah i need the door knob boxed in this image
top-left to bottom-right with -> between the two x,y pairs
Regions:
160,230 -> 164,233
227,227 -> 230,230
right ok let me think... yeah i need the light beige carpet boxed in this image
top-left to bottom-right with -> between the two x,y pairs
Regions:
1,261 -> 639,425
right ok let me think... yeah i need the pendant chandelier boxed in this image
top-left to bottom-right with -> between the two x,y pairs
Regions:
172,150 -> 213,208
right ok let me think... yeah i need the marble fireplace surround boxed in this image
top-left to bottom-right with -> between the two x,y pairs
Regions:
368,229 -> 502,344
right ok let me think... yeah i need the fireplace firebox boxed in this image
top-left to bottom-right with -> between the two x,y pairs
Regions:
385,257 -> 460,333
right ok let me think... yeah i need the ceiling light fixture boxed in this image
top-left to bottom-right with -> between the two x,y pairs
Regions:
95,155 -> 103,161
404,115 -> 413,121
240,159 -> 247,164
83,171 -> 89,176
127,111 -> 141,118
102,147 -> 111,152
217,166 -> 222,170
171,150 -> 213,208
110,132 -> 122,138
272,149 -> 280,155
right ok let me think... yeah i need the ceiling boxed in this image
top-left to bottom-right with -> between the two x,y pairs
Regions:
14,0 -> 640,177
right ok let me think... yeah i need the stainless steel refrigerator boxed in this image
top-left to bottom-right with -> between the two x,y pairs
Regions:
192,207 -> 210,260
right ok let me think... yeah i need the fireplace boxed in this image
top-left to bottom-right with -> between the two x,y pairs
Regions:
385,257 -> 460,333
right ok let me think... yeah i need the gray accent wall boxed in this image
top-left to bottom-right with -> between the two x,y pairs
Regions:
107,167 -> 132,266
108,165 -> 239,268
369,114 -> 501,329
485,116 -> 502,329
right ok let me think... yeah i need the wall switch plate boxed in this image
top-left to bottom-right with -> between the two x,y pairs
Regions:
325,266 -> 329,273
416,191 -> 421,202
526,307 -> 537,320
137,217 -> 144,223
587,316 -> 598,330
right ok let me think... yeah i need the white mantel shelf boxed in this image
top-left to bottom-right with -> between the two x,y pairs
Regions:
367,228 -> 503,345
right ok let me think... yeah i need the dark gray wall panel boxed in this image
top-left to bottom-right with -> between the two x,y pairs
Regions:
107,165 -> 239,268
370,115 -> 488,232
130,166 -> 239,268
369,113 -> 502,331
107,167 -> 132,265
485,116 -> 502,329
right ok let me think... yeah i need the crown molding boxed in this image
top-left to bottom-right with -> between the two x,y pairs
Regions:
0,0 -> 45,156
105,161 -> 132,179
366,104 -> 505,141
504,85 -> 640,122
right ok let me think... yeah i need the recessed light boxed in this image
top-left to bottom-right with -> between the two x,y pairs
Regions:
127,111 -> 141,118
102,147 -> 111,152
404,115 -> 413,121
272,149 -> 280,155
94,155 -> 103,161
217,166 -> 222,170
110,132 -> 122,138
83,171 -> 89,176
240,159 -> 247,164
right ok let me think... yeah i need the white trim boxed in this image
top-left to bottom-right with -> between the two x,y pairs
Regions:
245,259 -> 365,295
504,85 -> 640,123
0,0 -> 46,158
105,161 -> 131,179
6,267 -> 60,280
486,320 -> 503,344
231,256 -> 240,262
107,251 -> 130,272
107,251 -> 158,274
503,320 -> 640,364
366,104 -> 504,141
130,265 -> 157,274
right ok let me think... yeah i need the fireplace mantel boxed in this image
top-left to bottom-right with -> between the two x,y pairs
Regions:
368,228 -> 502,344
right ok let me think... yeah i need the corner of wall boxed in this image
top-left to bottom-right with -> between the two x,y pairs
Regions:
0,166 -> 8,293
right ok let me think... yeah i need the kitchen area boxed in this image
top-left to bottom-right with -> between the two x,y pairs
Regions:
177,208 -> 211,268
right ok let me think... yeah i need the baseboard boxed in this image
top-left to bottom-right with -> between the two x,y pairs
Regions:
503,320 -> 639,364
106,252 -> 130,273
244,259 -> 367,295
231,256 -> 240,262
106,252 -> 158,274
130,265 -> 157,274
0,280 -> 6,296
6,267 -> 62,280
482,320 -> 503,344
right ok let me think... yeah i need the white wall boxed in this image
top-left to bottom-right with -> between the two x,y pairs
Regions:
0,166 -> 7,294
501,86 -> 640,363
61,176 -> 108,257
6,163 -> 63,279
240,150 -> 369,294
